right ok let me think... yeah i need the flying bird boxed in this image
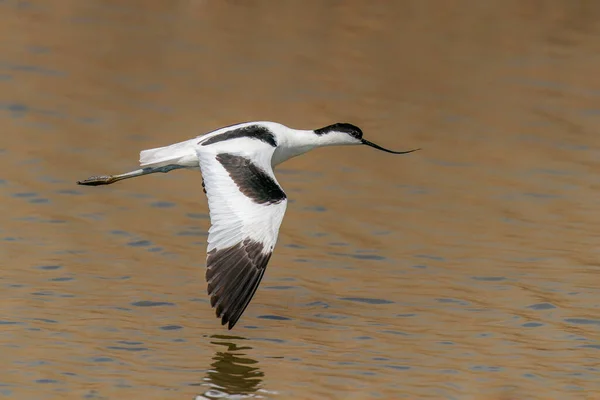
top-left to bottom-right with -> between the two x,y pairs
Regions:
77,122 -> 419,329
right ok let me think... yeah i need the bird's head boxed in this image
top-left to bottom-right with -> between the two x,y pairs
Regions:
313,123 -> 420,154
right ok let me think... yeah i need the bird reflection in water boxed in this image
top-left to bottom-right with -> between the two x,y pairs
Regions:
195,335 -> 265,399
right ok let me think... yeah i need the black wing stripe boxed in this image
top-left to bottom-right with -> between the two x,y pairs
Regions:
206,238 -> 272,329
201,125 -> 277,147
216,153 -> 286,205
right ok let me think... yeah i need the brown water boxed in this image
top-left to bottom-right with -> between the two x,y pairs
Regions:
2,1 -> 600,399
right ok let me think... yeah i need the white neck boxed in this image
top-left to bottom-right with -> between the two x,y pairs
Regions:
271,128 -> 324,166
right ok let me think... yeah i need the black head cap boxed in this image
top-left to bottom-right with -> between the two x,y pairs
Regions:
314,123 -> 363,139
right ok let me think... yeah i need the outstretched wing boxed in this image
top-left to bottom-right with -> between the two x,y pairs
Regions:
196,131 -> 287,329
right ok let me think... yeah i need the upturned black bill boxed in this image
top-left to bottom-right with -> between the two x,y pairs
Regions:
361,139 -> 421,154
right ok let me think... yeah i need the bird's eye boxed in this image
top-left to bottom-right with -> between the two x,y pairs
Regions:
350,129 -> 362,139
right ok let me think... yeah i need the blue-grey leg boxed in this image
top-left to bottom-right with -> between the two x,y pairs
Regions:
77,164 -> 187,186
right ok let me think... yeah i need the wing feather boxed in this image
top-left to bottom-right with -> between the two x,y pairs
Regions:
196,139 -> 287,329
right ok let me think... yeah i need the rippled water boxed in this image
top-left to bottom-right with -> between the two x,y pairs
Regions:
2,1 -> 600,399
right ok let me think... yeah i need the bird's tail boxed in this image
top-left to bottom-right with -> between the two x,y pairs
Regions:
139,138 -> 199,168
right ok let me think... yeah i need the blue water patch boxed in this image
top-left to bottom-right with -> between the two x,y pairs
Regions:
92,357 -> 113,362
107,346 -> 147,352
372,357 -> 389,361
35,379 -> 59,384
385,365 -> 410,371
150,201 -> 175,208
329,242 -> 349,246
340,297 -> 393,305
32,318 -> 57,324
305,300 -> 329,309
118,341 -> 143,346
4,103 -> 27,113
257,315 -> 291,321
255,337 -> 285,344
127,240 -> 151,247
314,313 -> 346,320
98,275 -> 130,281
329,252 -> 385,261
160,325 -> 182,331
471,365 -> 502,372
303,206 -> 326,212
131,301 -> 174,307
527,302 -> 556,310
50,277 -> 73,282
30,291 -> 57,297
351,254 -> 385,261
522,322 -> 544,328
110,230 -> 131,236
436,298 -> 470,306
471,276 -> 506,282
0,320 -> 21,325
37,265 -> 61,270
565,318 -> 600,326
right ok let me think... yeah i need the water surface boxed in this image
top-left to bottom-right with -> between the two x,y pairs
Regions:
1,1 -> 600,399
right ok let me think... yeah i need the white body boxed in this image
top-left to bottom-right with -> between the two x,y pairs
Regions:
139,121 -> 357,170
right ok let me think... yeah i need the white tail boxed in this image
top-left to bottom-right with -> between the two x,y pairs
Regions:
139,138 -> 199,169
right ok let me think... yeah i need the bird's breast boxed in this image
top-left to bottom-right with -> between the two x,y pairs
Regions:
272,144 -> 314,167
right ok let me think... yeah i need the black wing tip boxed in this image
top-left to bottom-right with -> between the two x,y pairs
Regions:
211,295 -> 242,330
209,287 -> 249,330
205,240 -> 272,330
227,317 -> 238,330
